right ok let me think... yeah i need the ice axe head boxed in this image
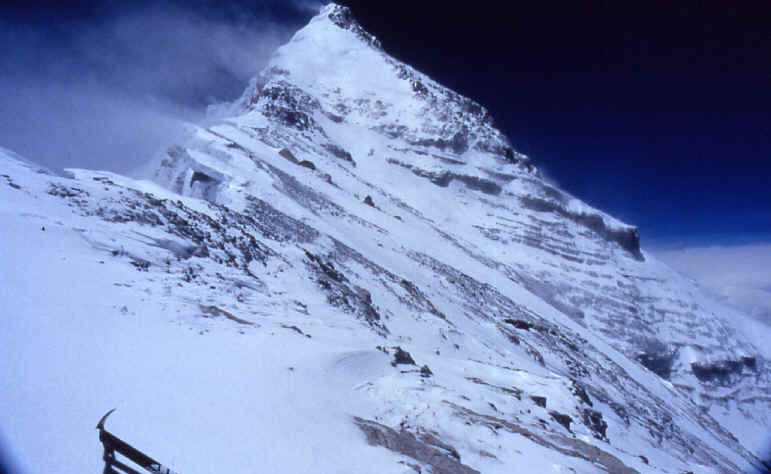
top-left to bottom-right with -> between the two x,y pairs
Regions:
96,408 -> 117,430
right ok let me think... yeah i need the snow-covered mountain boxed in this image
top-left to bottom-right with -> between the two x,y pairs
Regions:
1,4 -> 768,473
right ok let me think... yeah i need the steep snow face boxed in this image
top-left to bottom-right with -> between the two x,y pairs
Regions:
157,4 -> 770,452
0,132 -> 752,474
2,4 -> 770,474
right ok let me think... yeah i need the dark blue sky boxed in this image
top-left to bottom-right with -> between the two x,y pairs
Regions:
0,0 -> 769,248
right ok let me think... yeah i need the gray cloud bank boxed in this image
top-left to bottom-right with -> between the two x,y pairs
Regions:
654,244 -> 771,326
0,2 -> 321,174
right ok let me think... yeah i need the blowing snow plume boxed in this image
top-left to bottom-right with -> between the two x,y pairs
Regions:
0,1 -> 321,174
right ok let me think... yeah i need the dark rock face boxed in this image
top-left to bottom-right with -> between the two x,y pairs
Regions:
450,128 -> 469,154
244,195 -> 319,243
374,123 -> 408,139
202,305 -> 255,326
519,196 -> 643,259
279,148 -> 299,164
327,5 -> 382,49
323,143 -> 355,165
691,359 -> 755,385
392,346 -> 416,366
530,395 -> 547,408
386,160 -> 502,196
257,81 -> 323,132
575,213 -> 642,260
397,278 -> 447,321
363,195 -> 375,207
190,171 -> 215,186
474,140 -> 527,166
504,319 -> 534,331
582,409 -> 608,440
2,175 -> 22,190
158,146 -> 226,203
354,417 -> 480,474
742,356 -> 757,370
304,250 -> 388,335
453,174 -> 501,195
46,178 -> 298,278
411,79 -> 429,97
194,180 -> 222,204
409,131 -> 471,156
571,381 -> 593,407
189,171 -> 220,202
129,258 -> 151,271
549,411 -> 573,433
637,351 -> 677,379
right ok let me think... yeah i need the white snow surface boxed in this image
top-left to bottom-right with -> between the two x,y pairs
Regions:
1,5 -> 769,474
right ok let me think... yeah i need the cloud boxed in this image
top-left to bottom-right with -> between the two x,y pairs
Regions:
653,244 -> 771,325
0,2 -> 309,174
289,0 -> 327,13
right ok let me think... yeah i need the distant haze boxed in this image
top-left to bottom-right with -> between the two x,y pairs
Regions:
654,244 -> 771,327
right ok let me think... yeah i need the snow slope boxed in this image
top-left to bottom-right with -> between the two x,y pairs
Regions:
1,4 -> 769,473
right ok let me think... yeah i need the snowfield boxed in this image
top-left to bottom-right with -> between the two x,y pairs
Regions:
1,4 -> 769,473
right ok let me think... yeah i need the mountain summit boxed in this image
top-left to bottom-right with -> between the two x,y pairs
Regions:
1,4 -> 768,473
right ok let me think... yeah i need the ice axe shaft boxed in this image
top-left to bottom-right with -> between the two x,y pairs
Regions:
97,409 -> 179,474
